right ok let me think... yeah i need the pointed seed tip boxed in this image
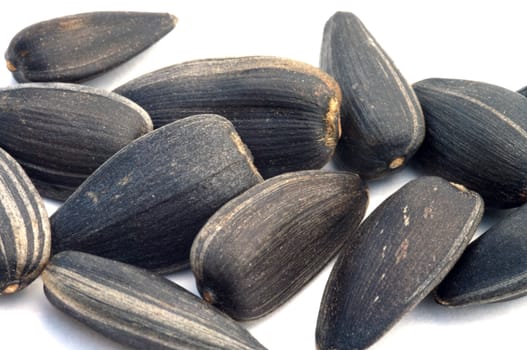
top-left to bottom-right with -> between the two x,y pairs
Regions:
202,289 -> 215,304
6,60 -> 16,72
170,14 -> 179,26
449,182 -> 469,193
433,295 -> 452,306
389,157 -> 405,169
2,283 -> 20,294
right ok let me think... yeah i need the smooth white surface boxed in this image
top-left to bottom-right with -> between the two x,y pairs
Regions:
0,1 -> 525,349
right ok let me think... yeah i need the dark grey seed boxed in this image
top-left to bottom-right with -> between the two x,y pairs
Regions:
50,114 -> 263,273
0,147 -> 50,294
191,170 -> 368,320
0,83 -> 153,201
436,203 -> 527,306
320,11 -> 424,179
42,251 -> 267,350
316,176 -> 483,350
5,11 -> 177,83
114,56 -> 342,179
414,78 -> 527,208
518,85 -> 527,96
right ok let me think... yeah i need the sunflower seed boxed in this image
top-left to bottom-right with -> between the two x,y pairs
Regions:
316,176 -> 483,350
436,203 -> 527,306
320,11 -> 424,179
0,147 -> 50,294
191,170 -> 368,320
5,11 -> 177,82
114,56 -> 342,178
51,114 -> 263,272
414,78 -> 527,208
42,251 -> 267,350
0,83 -> 153,201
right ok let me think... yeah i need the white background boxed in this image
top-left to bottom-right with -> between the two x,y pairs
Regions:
0,1 -> 526,349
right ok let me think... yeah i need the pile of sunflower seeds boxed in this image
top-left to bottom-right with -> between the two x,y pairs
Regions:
1,10 -> 526,350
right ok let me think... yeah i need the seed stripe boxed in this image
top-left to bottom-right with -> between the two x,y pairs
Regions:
423,84 -> 527,140
42,252 -> 265,350
356,20 -> 422,154
0,162 -> 28,277
0,153 -> 46,278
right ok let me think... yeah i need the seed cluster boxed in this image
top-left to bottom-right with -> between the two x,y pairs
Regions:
0,9 -> 526,350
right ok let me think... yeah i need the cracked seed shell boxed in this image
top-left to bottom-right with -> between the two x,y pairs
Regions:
191,170 -> 368,320
436,203 -> 527,306
114,56 -> 342,179
320,11 -> 424,179
316,176 -> 483,350
414,78 -> 527,208
50,114 -> 263,273
42,251 -> 267,350
5,11 -> 177,82
0,147 -> 50,294
0,83 -> 153,201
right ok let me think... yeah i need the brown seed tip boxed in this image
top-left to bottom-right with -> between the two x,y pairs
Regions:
433,294 -> 452,306
324,96 -> 341,148
202,289 -> 216,304
389,156 -> 405,169
450,182 -> 469,193
6,60 -> 16,72
2,283 -> 20,294
170,14 -> 179,26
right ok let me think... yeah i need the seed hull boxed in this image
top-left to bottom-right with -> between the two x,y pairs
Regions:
0,83 -> 152,201
0,147 -> 50,294
51,114 -> 262,272
414,78 -> 527,208
42,251 -> 267,350
316,176 -> 483,350
320,11 -> 424,179
114,56 -> 342,178
436,203 -> 527,306
191,170 -> 368,320
5,11 -> 177,82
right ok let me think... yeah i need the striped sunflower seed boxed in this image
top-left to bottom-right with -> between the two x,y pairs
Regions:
0,147 -> 50,294
42,251 -> 267,350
